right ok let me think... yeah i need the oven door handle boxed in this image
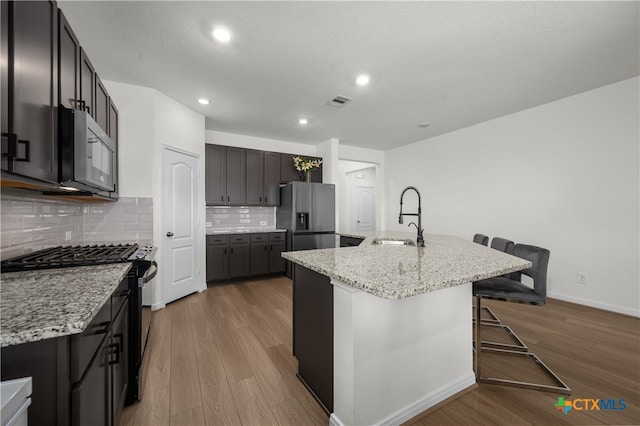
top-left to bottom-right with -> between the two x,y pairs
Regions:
140,261 -> 158,287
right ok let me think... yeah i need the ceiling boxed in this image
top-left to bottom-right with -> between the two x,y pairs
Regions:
58,1 -> 639,151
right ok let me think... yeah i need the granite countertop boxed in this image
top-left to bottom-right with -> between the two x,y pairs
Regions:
0,263 -> 132,347
282,232 -> 532,300
206,228 -> 287,235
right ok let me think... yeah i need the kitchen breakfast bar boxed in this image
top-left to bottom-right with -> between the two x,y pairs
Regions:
283,232 -> 531,426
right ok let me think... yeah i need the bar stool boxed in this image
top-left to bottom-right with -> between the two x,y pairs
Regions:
490,237 -> 514,254
473,234 -> 489,246
473,243 -> 571,394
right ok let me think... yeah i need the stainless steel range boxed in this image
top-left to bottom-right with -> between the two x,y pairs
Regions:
0,243 -> 158,404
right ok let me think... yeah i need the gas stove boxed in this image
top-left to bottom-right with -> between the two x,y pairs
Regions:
0,243 -> 156,272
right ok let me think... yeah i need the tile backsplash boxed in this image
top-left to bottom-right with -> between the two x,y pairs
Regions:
206,206 -> 276,232
1,193 -> 153,260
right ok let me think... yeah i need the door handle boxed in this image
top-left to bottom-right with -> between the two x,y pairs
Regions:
166,232 -> 174,237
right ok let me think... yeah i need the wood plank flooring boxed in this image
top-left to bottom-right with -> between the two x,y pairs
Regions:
121,277 -> 639,426
120,276 -> 328,426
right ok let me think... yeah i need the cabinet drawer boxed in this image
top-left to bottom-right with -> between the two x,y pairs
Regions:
207,234 -> 229,245
111,277 -> 129,318
230,234 -> 250,243
250,233 -> 268,243
270,232 -> 286,242
70,298 -> 112,383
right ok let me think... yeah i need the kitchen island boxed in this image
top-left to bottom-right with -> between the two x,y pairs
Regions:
282,232 -> 531,426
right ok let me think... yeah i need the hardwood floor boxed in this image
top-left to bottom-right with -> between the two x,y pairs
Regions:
121,277 -> 639,426
120,276 -> 328,426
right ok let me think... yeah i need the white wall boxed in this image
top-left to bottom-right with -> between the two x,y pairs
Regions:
385,77 -> 640,316
205,130 -> 317,156
106,80 -> 206,308
104,82 -> 156,197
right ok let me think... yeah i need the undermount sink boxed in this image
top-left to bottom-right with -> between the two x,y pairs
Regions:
371,238 -> 416,246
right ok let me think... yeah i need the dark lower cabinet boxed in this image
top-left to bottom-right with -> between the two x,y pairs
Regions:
206,244 -> 229,282
229,243 -> 250,278
269,241 -> 286,273
251,242 -> 269,275
339,235 -> 365,247
112,300 -> 129,424
207,232 -> 286,284
0,276 -> 130,426
71,333 -> 112,426
293,264 -> 333,413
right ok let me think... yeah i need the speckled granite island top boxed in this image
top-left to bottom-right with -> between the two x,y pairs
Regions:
1,263 -> 132,347
282,232 -> 532,299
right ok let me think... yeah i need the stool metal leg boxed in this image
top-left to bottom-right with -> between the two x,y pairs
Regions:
475,296 -> 571,395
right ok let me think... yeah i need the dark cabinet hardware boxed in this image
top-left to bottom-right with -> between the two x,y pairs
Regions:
166,232 -> 174,237
108,342 -> 120,365
92,320 -> 110,336
14,139 -> 30,162
221,195 -> 224,201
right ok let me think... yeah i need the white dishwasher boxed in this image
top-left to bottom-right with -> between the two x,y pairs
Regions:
1,377 -> 32,426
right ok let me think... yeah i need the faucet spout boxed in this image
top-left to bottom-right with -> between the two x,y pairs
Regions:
399,186 -> 425,247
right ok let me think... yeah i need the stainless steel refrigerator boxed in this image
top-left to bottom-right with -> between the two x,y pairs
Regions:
277,182 -> 336,277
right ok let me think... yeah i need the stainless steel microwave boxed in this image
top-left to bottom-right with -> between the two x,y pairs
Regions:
59,106 -> 117,195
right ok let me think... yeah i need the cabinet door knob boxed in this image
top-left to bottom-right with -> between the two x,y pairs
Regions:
166,232 -> 174,237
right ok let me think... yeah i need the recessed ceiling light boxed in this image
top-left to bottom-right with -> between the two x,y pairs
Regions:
212,27 -> 232,43
418,122 -> 430,128
356,74 -> 370,86
198,98 -> 211,105
298,118 -> 308,125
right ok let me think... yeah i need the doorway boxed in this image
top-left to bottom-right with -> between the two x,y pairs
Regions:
355,186 -> 375,231
162,146 -> 202,305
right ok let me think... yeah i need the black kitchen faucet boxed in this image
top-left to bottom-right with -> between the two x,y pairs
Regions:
399,186 -> 425,247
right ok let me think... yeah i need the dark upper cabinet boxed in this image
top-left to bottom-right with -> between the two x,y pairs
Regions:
279,153 -> 323,184
95,74 -> 109,132
58,9 -> 79,110
246,149 -> 264,205
1,0 -> 58,182
263,152 -> 280,206
205,144 -> 226,204
108,98 -> 118,142
79,47 -> 95,118
280,153 -> 300,183
247,149 -> 280,206
205,144 -> 246,205
205,144 -> 322,206
226,147 -> 246,205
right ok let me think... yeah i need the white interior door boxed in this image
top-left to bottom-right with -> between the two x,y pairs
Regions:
162,147 -> 200,305
355,186 -> 375,231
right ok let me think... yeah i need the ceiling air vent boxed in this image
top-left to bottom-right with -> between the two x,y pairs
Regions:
327,95 -> 352,108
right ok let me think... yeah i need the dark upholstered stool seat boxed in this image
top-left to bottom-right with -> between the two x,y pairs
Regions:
473,277 -> 544,304
473,233 -> 489,246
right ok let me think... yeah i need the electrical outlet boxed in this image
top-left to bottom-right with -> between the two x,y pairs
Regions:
206,222 -> 212,227
260,221 -> 267,226
65,231 -> 72,241
577,273 -> 588,285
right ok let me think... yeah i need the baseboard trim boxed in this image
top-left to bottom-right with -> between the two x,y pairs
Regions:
150,302 -> 166,311
330,373 -> 476,426
548,292 -> 640,318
